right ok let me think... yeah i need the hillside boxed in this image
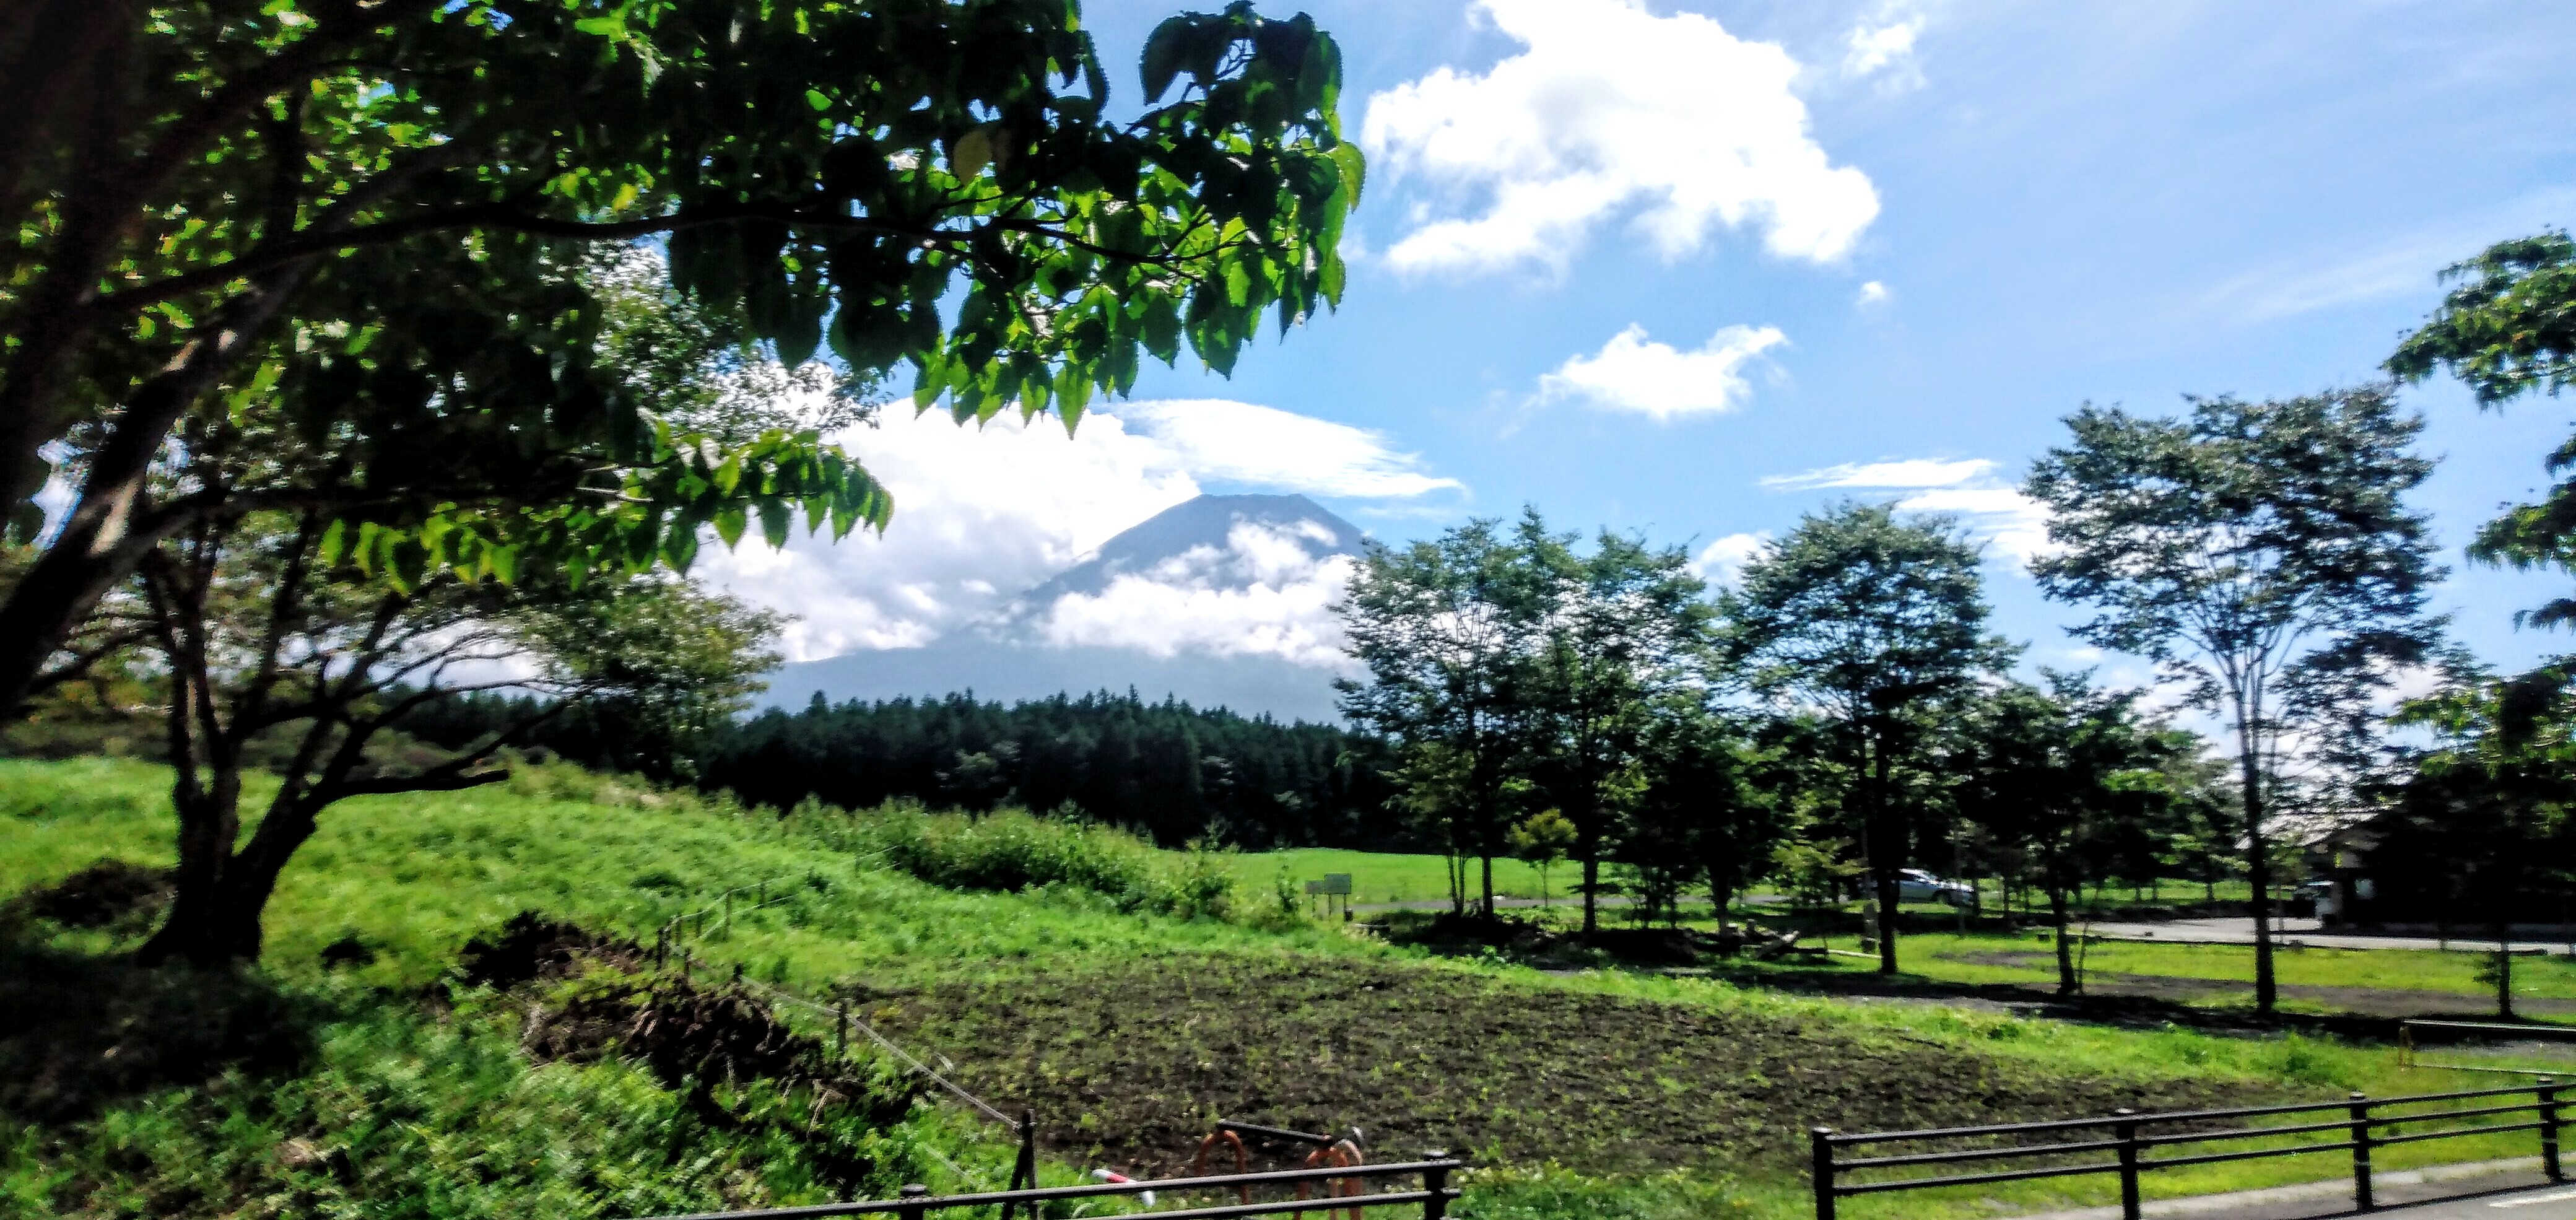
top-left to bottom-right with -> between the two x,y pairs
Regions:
0,757 -> 2473,1219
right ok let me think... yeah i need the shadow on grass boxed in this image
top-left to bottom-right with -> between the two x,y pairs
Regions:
0,933 -> 331,1124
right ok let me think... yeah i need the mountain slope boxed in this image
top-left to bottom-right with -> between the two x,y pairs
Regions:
762,494 -> 1365,720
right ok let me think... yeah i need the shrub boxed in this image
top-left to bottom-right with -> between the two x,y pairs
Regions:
835,805 -> 1237,919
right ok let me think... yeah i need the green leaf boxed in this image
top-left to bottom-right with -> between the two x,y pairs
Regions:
713,506 -> 747,549
951,128 -> 993,180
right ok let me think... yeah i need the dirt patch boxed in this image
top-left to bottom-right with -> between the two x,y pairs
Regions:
6,859 -> 173,930
462,913 -> 909,1118
861,952 -> 2269,1179
458,913 -> 918,1190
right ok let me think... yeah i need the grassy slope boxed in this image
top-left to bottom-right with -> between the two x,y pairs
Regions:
2,758 -> 2565,1219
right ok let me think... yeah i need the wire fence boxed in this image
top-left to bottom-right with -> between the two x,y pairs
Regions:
638,872 -> 1030,1152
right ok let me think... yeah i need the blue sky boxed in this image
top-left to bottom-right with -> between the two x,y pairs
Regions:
707,0 -> 2576,700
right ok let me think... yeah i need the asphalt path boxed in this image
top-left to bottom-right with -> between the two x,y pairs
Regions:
2088,918 -> 2576,957
2009,1161 -> 2572,1219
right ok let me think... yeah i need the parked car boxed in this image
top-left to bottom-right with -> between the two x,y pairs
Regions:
1897,868 -> 1975,906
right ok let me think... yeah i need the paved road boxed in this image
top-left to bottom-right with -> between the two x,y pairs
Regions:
2012,1161 -> 2570,1219
2089,918 -> 2576,957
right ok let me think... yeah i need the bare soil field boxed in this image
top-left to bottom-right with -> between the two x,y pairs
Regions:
861,952 -> 2265,1179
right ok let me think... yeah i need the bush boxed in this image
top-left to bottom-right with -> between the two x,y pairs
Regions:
832,805 -> 1237,919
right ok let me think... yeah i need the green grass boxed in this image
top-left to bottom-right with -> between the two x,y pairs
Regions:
1227,848 -> 1565,905
1899,931 -> 2576,1004
6,757 -> 2573,1220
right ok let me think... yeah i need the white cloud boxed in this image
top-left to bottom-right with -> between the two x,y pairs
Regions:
1690,531 -> 1772,585
1116,399 -> 1461,499
1890,486 -> 2053,563
1762,456 -> 2053,565
1036,521 -> 1361,671
1762,457 -> 1995,490
1538,323 -> 1787,420
1843,14 -> 1923,81
1360,0 -> 1879,274
1856,280 -> 1892,308
694,398 -> 1451,663
694,406 -> 1198,661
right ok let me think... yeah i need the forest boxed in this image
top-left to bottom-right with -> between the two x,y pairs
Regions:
409,688 -> 1402,850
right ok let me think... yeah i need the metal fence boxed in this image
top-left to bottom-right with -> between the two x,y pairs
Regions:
1811,1081 -> 2569,1219
634,1154 -> 1463,1220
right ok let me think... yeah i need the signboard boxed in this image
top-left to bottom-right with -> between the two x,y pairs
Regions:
1318,873 -> 1352,896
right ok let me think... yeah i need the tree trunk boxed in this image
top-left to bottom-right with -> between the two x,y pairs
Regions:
2238,736 -> 2277,1013
1874,864 -> 1901,975
2496,907 -> 2517,1020
1479,853 -> 1494,918
1869,731 -> 1902,975
2049,884 -> 2078,995
1580,854 -> 1599,936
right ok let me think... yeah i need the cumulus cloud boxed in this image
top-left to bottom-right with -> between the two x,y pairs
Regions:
1360,0 -> 1879,274
692,398 -> 1451,663
1889,486 -> 2053,563
1762,456 -> 2053,564
1116,399 -> 1461,499
694,407 -> 1198,661
1762,457 -> 1995,490
1856,281 -> 1892,308
1843,13 -> 1923,81
1036,521 -> 1361,671
1539,323 -> 1787,420
1690,531 -> 1772,585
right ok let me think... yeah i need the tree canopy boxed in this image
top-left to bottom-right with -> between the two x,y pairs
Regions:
2024,388 -> 2445,1010
1723,500 -> 2012,974
1,0 -> 1362,718
2390,230 -> 2576,629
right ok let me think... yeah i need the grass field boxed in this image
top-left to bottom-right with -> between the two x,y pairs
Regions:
6,757 -> 2572,1219
1229,848 -> 1559,905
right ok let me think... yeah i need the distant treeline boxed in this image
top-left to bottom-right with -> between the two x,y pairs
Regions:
406,689 -> 1402,850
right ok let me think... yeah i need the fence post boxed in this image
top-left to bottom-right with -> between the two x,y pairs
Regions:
836,1003 -> 849,1056
1422,1149 -> 1451,1220
2543,1078 -> 2564,1183
896,1183 -> 928,1220
1810,1127 -> 1837,1220
2113,1109 -> 2141,1220
2349,1092 -> 2375,1211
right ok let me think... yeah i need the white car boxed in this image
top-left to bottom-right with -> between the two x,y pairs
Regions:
1897,868 -> 1975,906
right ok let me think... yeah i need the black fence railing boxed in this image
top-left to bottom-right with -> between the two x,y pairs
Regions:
1812,1082 -> 2568,1219
635,1154 -> 1462,1220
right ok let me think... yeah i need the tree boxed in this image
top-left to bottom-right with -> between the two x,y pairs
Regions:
1629,708 -> 1785,932
2,0 -> 1361,719
1336,520 -> 1544,917
1956,674 -> 2183,995
1519,515 -> 1713,935
124,504 -> 781,964
2382,671 -> 2576,1018
2025,388 -> 2446,1011
1507,808 -> 1577,907
2390,231 -> 2576,630
1723,502 -> 2015,974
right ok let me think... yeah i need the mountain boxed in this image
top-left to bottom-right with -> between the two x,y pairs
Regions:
760,494 -> 1367,721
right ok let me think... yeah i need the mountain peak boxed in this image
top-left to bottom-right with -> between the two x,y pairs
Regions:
762,492 -> 1368,720
1011,493 -> 1365,608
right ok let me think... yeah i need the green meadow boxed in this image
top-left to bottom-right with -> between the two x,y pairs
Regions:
6,757 -> 2570,1220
